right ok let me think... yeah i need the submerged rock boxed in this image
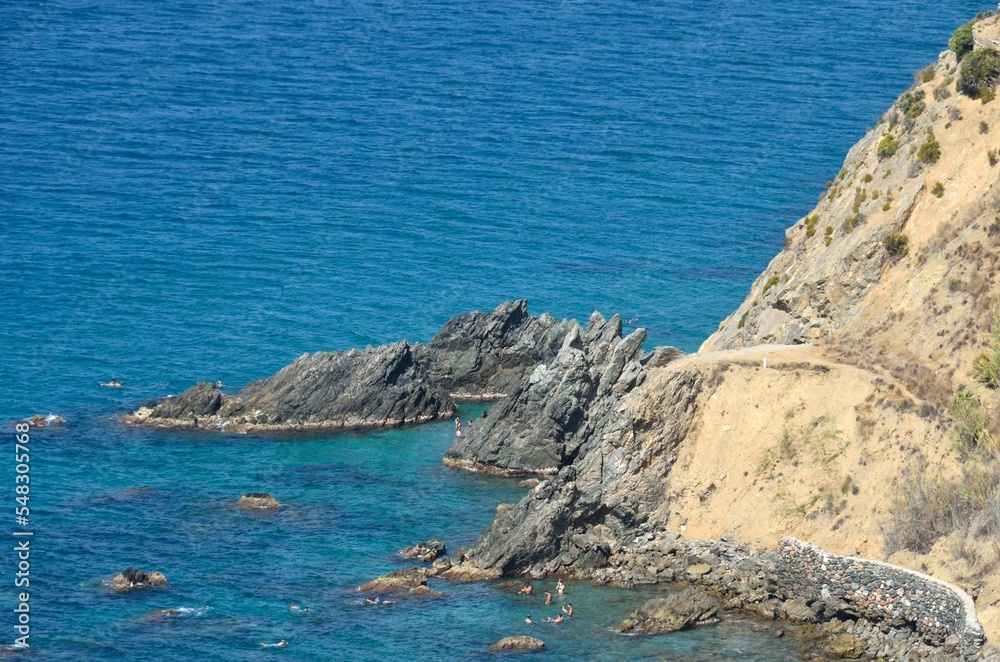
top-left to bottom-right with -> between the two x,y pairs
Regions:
110,568 -> 168,592
400,539 -> 446,562
236,493 -> 281,510
490,636 -> 545,652
18,414 -> 66,427
616,587 -> 721,634
359,567 -> 430,592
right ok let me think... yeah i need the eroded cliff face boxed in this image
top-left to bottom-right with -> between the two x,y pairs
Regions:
703,15 -> 1000,400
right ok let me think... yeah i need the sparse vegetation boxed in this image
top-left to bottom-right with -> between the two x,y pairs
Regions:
899,89 -> 926,118
804,213 -> 820,238
737,309 -> 749,330
877,133 -> 898,160
932,181 -> 945,198
917,132 -> 941,163
917,64 -> 936,84
824,225 -> 833,247
883,453 -> 1000,554
763,274 -> 780,295
990,149 -> 999,167
863,173 -> 873,183
974,305 -> 1000,387
950,22 -> 975,61
983,121 -> 991,134
958,48 -> 1000,99
950,390 -> 993,454
884,232 -> 909,257
934,84 -> 952,101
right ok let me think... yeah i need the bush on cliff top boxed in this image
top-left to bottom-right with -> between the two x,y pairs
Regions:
917,133 -> 940,164
958,48 -> 1000,98
950,23 -> 974,62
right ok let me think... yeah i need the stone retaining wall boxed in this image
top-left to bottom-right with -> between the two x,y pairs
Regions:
775,537 -> 985,656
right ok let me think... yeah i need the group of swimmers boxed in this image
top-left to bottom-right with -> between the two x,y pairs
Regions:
519,579 -> 573,625
259,603 -> 310,647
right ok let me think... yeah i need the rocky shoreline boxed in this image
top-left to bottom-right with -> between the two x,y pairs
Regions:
121,299 -> 999,659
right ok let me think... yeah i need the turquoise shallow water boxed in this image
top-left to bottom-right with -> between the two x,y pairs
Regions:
0,0 -> 993,658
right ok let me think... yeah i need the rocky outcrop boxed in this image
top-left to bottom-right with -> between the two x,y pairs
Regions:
236,493 -> 281,510
414,299 -> 575,400
490,636 -> 545,652
359,567 -> 430,592
458,368 -> 702,577
124,342 -> 453,433
110,568 -> 168,592
443,312 -> 652,476
124,300 -> 584,433
400,539 -> 446,562
615,587 -> 720,634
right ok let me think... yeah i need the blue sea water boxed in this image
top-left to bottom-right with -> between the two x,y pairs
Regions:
0,0 -> 993,658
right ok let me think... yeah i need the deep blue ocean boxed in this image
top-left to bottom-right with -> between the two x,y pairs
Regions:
0,1 -> 992,659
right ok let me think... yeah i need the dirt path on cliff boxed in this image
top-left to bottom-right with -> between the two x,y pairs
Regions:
671,343 -> 836,370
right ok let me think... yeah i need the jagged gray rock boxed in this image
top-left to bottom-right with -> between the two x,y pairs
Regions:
124,300 -> 585,433
443,312 -> 649,476
415,299 -> 574,400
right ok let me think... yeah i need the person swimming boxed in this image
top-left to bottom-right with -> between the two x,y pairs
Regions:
101,378 -> 123,387
544,591 -> 552,605
556,579 -> 565,595
290,603 -> 310,612
261,640 -> 289,648
518,583 -> 532,596
524,615 -> 533,624
562,603 -> 573,617
545,614 -> 564,624
363,597 -> 380,605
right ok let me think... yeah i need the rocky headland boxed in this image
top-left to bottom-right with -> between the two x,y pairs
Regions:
120,11 -> 1000,659
123,300 -> 578,433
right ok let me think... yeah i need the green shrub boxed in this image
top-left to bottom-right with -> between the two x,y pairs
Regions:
984,87 -> 997,104
990,149 -> 999,166
958,48 -> 1000,98
884,232 -> 909,257
932,181 -> 945,198
877,133 -> 898,159
982,121 -> 991,134
950,23 -> 975,61
950,390 -> 991,453
872,190 -> 880,200
804,213 -> 820,238
763,274 -> 780,295
919,65 -> 936,83
863,173 -> 873,183
974,305 -> 1000,387
824,226 -> 833,247
917,132 -> 941,163
899,89 -> 926,118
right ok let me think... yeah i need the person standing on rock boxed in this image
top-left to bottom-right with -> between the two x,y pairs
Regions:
455,418 -> 462,437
